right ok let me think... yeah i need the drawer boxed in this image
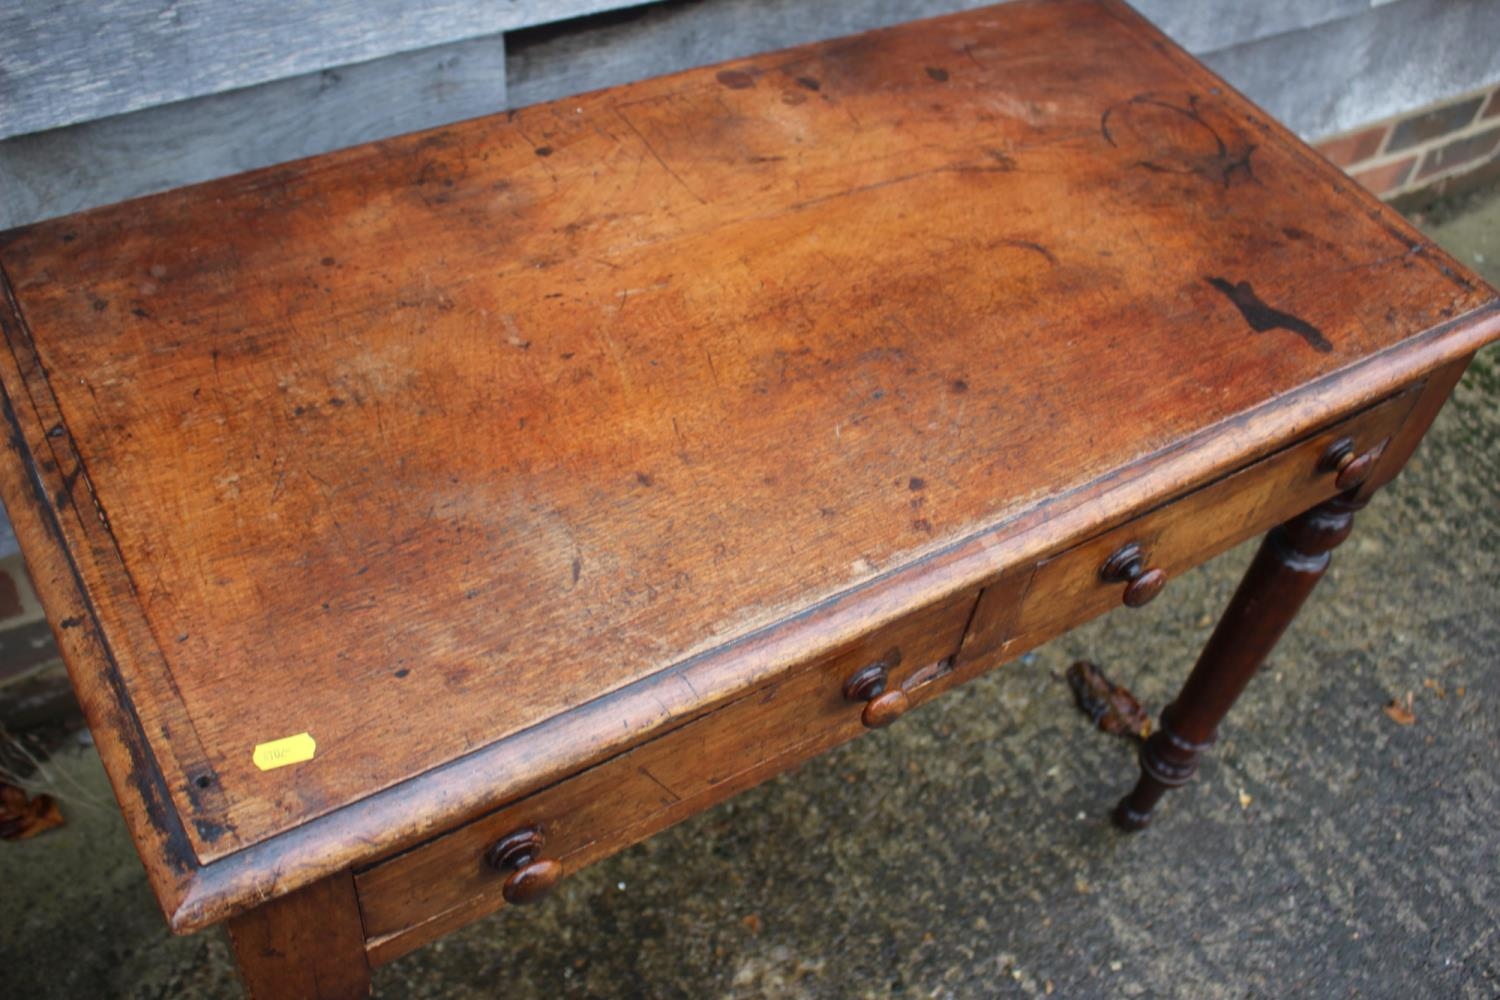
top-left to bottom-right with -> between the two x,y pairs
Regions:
355,585 -> 978,961
961,384 -> 1423,668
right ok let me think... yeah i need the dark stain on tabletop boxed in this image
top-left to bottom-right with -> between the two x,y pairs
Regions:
1102,93 -> 1258,189
193,818 -> 229,844
55,465 -> 82,507
716,69 -> 755,90
1206,277 -> 1333,352
983,148 -> 1018,170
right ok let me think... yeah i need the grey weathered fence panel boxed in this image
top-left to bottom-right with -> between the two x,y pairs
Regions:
0,34 -> 506,230
1201,0 -> 1500,138
508,0 -> 996,111
1,0 -> 624,140
1131,0 -> 1373,56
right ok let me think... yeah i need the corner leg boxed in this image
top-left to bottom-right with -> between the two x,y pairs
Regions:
1114,490 -> 1368,830
227,871 -> 371,999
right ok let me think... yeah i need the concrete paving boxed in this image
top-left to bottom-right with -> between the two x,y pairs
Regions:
3,191 -> 1497,999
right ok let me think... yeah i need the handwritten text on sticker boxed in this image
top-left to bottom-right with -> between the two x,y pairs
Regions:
252,732 -> 316,771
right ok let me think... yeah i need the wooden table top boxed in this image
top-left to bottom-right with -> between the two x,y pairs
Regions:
0,0 -> 1495,928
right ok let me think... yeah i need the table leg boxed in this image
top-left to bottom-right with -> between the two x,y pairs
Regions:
1113,489 -> 1369,831
227,871 -> 371,999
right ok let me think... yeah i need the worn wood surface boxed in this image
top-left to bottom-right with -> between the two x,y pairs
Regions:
356,585 -> 974,954
226,871 -> 370,999
0,0 -> 1496,932
1000,387 -> 1419,656
1358,354 -> 1477,500
360,380 -> 1415,957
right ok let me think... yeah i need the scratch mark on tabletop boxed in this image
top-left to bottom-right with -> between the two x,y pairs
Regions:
1205,277 -> 1332,352
992,238 -> 1058,266
613,107 -> 708,204
791,161 -> 1015,211
499,313 -> 531,349
703,348 -> 721,389
982,148 -> 1018,170
639,766 -> 682,803
1129,223 -> 1163,272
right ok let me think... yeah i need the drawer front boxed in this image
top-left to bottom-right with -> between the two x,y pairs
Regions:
356,585 -> 978,959
964,385 -> 1422,666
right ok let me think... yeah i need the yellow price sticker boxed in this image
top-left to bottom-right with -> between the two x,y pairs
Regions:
252,732 -> 317,771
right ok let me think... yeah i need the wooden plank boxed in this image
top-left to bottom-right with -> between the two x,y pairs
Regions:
355,586 -> 976,944
0,33 -> 506,230
505,0 -> 1390,112
0,0 -> 1494,932
1199,0 -> 1500,138
0,0 -> 645,141
1004,388 -> 1420,655
1131,0 -> 1377,55
507,0 -> 997,110
226,872 -> 370,1000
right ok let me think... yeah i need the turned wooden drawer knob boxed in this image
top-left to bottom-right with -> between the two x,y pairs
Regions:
485,827 -> 563,905
1320,437 -> 1379,491
842,661 -> 911,729
1100,542 -> 1167,607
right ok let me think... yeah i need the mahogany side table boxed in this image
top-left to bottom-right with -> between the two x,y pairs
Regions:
1,2 -> 1495,996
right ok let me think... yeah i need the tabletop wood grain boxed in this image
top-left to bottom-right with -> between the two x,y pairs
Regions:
0,0 -> 1494,930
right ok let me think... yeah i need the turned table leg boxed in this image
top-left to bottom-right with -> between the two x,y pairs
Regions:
1113,489 -> 1369,831
227,871 -> 372,999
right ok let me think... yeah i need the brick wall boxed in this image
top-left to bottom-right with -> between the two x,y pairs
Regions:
1317,83 -> 1500,200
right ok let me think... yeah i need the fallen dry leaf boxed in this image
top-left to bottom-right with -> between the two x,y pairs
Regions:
1066,661 -> 1152,740
0,780 -> 65,841
1383,691 -> 1416,726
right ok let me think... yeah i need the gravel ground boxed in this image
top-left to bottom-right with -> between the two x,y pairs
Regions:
2,189 -> 1497,999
